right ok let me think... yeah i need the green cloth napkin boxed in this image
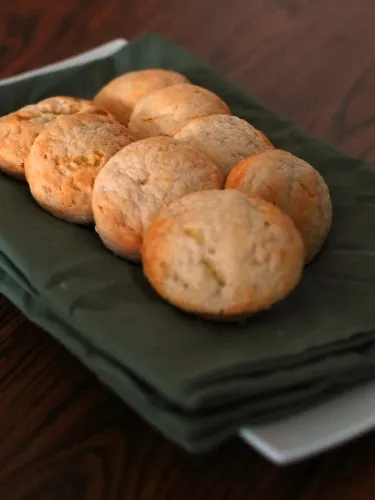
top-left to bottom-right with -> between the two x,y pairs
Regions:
1,33 -> 375,452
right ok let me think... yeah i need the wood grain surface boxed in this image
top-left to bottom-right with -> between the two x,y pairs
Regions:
1,0 -> 375,498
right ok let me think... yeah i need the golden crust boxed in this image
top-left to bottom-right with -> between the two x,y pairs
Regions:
26,113 -> 134,224
225,149 -> 332,262
0,96 -> 112,181
255,130 -> 274,149
142,189 -> 304,319
128,84 -> 231,139
21,96 -> 112,118
94,69 -> 189,125
174,114 -> 274,177
0,113 -> 47,180
92,136 -> 223,260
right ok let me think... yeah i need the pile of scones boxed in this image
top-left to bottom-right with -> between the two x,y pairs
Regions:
0,69 -> 332,321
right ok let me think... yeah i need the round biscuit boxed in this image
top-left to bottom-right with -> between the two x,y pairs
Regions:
26,112 -> 134,224
175,114 -> 274,177
142,189 -> 304,320
128,84 -> 230,139
92,136 -> 223,260
94,69 -> 189,125
225,149 -> 332,262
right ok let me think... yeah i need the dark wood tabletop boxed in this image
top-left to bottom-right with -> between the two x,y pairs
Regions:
1,0 -> 375,498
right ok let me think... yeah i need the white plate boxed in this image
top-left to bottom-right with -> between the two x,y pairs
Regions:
2,38 -> 374,465
240,380 -> 375,464
0,38 -> 128,86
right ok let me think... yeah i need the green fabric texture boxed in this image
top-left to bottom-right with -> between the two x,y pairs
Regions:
1,33 -> 375,451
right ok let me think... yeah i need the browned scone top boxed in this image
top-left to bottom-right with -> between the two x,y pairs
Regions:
0,96 -> 112,181
226,149 -> 332,262
26,112 -> 134,224
175,114 -> 274,177
142,189 -> 304,320
92,136 -> 223,261
94,69 -> 189,125
21,96 -> 112,118
128,84 -> 231,139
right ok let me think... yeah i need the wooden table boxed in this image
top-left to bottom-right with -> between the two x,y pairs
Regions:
1,0 -> 375,498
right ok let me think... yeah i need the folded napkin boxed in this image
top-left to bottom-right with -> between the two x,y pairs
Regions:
1,33 -> 375,452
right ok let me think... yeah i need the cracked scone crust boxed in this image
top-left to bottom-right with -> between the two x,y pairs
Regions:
20,96 -> 112,118
92,136 -> 223,260
175,114 -> 274,177
0,96 -> 112,180
94,69 -> 189,126
128,84 -> 231,139
226,149 -> 332,262
26,112 -> 134,224
142,189 -> 304,319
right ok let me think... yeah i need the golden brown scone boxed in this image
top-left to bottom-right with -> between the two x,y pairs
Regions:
94,69 -> 189,125
26,112 -> 134,224
0,96 -> 112,181
128,84 -> 230,139
174,114 -> 274,177
142,189 -> 304,320
225,149 -> 332,262
92,136 -> 223,260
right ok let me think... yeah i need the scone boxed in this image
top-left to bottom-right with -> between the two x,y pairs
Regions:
92,136 -> 223,260
174,114 -> 273,177
94,69 -> 189,125
128,84 -> 230,139
26,112 -> 134,224
226,149 -> 332,262
0,96 -> 111,181
142,189 -> 304,320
